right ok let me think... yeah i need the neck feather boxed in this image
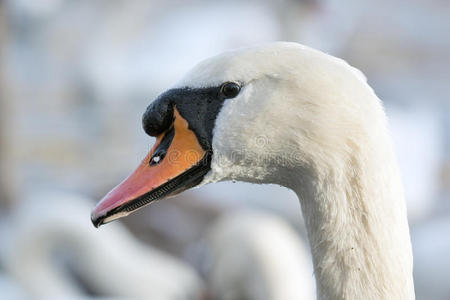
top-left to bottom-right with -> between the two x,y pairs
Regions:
290,132 -> 414,300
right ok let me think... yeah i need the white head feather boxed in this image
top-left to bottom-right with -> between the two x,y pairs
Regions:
177,42 -> 414,299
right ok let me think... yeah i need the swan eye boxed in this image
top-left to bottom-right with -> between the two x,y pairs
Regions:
220,82 -> 241,98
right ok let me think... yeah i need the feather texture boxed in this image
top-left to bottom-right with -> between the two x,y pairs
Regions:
179,42 -> 415,300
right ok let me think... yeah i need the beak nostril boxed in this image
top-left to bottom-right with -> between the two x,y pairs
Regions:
149,126 -> 174,166
149,151 -> 166,166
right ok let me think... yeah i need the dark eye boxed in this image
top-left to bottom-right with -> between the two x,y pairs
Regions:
220,82 -> 241,98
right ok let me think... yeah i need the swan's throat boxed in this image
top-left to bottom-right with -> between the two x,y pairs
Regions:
292,154 -> 414,300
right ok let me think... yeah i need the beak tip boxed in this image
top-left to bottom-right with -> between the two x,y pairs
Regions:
91,211 -> 104,228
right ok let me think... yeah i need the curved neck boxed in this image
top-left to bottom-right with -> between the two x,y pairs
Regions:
290,138 -> 415,300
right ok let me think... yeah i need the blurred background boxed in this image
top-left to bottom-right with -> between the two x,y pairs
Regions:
0,0 -> 449,299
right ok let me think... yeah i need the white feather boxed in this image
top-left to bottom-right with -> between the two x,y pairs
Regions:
180,42 -> 414,300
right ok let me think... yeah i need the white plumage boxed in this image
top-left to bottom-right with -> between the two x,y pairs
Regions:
179,42 -> 414,299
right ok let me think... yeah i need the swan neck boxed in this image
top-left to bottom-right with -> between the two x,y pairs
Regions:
291,148 -> 414,300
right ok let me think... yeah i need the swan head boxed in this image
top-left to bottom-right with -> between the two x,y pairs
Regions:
91,42 -> 381,227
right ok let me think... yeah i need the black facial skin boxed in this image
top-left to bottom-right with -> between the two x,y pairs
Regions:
142,82 -> 241,152
91,82 -> 241,227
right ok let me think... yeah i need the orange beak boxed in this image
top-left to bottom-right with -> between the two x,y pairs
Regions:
91,108 -> 209,227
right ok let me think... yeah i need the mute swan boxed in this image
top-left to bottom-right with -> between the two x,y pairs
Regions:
92,42 -> 415,299
204,211 -> 315,300
1,191 -> 203,300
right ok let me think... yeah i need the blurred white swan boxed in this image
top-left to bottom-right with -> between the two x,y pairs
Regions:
0,191 -> 203,300
204,211 -> 315,300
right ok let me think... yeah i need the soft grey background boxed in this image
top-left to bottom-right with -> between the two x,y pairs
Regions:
1,0 -> 449,299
